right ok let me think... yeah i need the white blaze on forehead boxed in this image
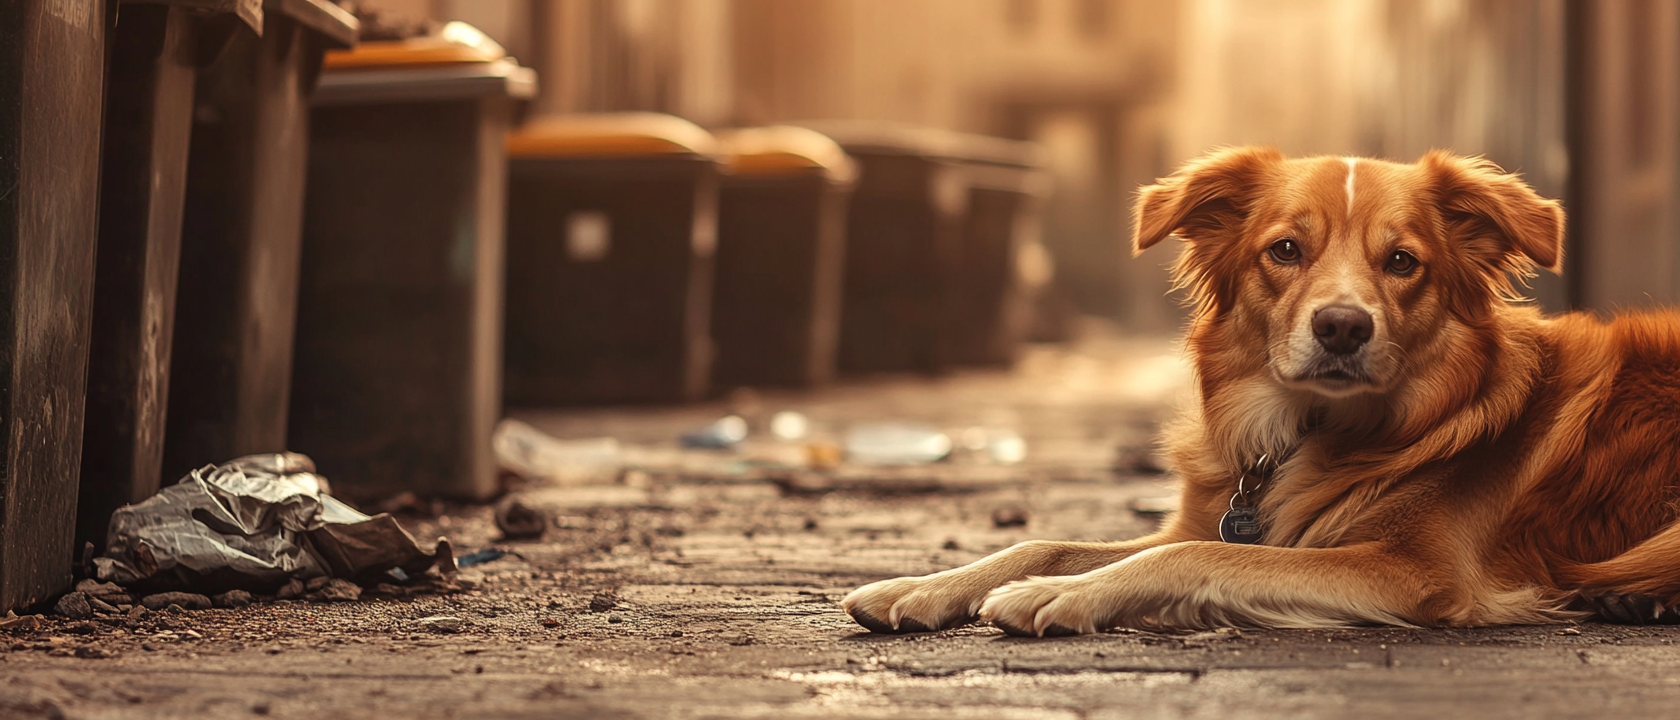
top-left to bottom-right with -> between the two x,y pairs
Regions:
1343,157 -> 1357,218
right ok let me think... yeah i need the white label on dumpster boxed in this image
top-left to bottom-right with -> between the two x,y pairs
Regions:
566,212 -> 611,262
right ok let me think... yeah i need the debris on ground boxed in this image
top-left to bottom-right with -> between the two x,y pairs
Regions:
957,427 -> 1028,464
213,590 -> 254,608
54,593 -> 92,619
455,549 -> 512,568
308,579 -> 363,602
494,497 -> 549,540
140,592 -> 212,611
845,422 -> 953,464
0,612 -> 44,631
680,415 -> 749,449
418,615 -> 465,633
494,418 -> 620,485
95,452 -> 452,592
768,411 -> 810,441
991,505 -> 1030,528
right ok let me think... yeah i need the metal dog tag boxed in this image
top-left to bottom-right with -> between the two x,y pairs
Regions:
1219,507 -> 1263,544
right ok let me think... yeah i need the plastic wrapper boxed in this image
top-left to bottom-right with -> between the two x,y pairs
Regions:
94,453 -> 451,592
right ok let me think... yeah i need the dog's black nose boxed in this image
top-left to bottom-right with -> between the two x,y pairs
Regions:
1312,305 -> 1374,355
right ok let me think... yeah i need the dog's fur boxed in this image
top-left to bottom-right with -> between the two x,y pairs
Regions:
842,147 -> 1680,636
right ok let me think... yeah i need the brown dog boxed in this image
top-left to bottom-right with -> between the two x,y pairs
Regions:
842,147 -> 1680,636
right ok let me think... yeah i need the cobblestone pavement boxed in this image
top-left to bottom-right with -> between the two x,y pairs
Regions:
4,330 -> 1680,719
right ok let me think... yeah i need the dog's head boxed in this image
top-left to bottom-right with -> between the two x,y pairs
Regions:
1134,147 -> 1564,399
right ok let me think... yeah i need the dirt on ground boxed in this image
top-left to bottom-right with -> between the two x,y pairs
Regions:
3,333 -> 1678,719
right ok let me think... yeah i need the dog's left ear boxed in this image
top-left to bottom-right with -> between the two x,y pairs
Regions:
1423,151 -> 1565,273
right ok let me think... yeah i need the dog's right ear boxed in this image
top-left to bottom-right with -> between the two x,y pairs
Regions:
1133,146 -> 1283,256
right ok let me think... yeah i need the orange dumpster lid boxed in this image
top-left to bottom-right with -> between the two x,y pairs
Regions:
324,21 -> 505,71
508,113 -> 718,159
716,126 -> 857,183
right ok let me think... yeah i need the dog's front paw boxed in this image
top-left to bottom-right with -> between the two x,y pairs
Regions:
842,575 -> 983,634
979,576 -> 1106,637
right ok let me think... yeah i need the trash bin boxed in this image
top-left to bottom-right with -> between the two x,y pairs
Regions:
78,1 -> 264,555
789,122 -> 969,374
504,113 -> 721,405
0,0 -> 107,611
288,22 -> 536,500
795,122 -> 1049,373
711,126 -> 856,389
944,137 -> 1050,367
162,0 -> 355,483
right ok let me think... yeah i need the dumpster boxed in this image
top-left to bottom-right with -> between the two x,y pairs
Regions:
944,137 -> 1050,367
289,22 -> 535,500
0,0 -> 106,610
162,0 -> 356,482
711,126 -> 856,389
795,122 -> 1048,373
791,122 -> 969,374
504,113 -> 721,405
78,1 -> 264,554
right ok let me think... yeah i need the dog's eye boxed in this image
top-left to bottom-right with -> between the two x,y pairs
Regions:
1268,239 -> 1301,264
1386,250 -> 1419,276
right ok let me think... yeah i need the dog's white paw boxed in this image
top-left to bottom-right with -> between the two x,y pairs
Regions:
979,576 -> 1106,637
842,575 -> 984,634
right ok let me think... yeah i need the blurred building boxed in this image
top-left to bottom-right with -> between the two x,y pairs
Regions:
365,0 -> 1680,325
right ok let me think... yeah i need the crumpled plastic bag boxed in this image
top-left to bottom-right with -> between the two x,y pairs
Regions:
95,453 -> 452,592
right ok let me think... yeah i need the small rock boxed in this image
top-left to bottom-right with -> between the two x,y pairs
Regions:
1558,627 -> 1582,636
54,592 -> 93,620
588,593 -> 618,613
165,604 -> 185,614
0,614 -> 44,632
252,701 -> 271,715
276,579 -> 306,600
941,538 -> 961,551
140,592 -> 211,611
305,576 -> 331,592
540,618 -> 561,628
452,569 -> 485,589
213,590 -> 254,609
126,606 -> 150,620
308,579 -> 362,602
74,646 -> 115,659
991,506 -> 1029,529
75,579 -> 132,605
140,642 -> 158,652
418,616 -> 464,633
495,498 -> 548,540
87,596 -> 119,615
669,630 -> 683,638
606,615 -> 622,624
